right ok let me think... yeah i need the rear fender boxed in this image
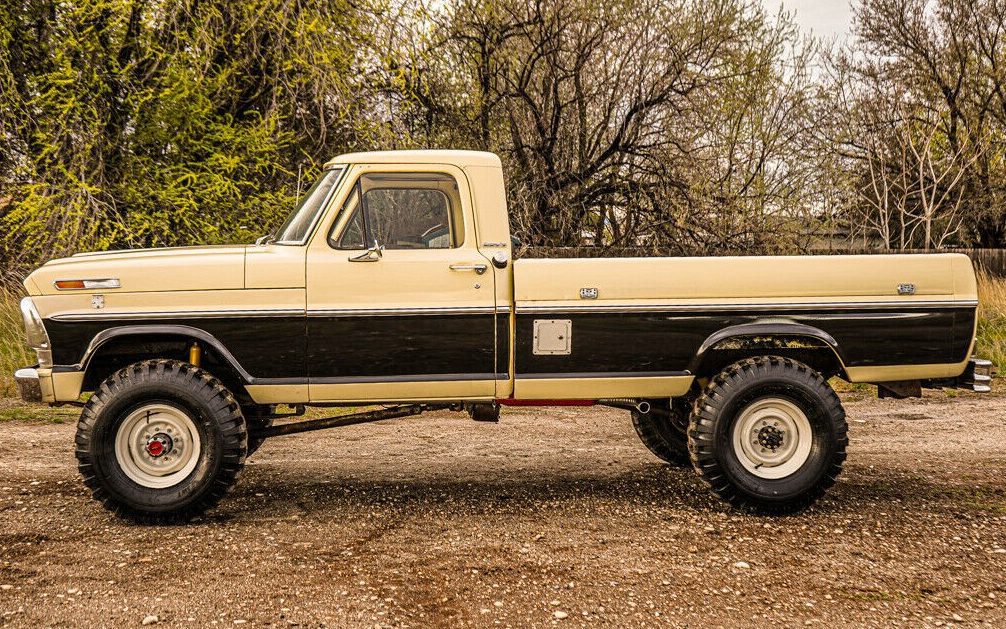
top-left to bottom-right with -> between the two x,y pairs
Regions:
688,321 -> 848,378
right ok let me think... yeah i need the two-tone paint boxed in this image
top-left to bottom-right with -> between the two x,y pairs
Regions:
19,150 -> 981,406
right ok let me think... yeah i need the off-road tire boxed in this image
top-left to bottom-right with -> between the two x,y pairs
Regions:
242,404 -> 275,456
75,360 -> 248,523
631,400 -> 691,467
688,356 -> 848,514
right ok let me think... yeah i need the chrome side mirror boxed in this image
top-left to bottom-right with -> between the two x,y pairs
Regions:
349,239 -> 384,262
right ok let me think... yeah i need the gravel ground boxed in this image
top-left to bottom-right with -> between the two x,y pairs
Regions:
1,390 -> 1005,628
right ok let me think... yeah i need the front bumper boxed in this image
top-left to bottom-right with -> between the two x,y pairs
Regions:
14,367 -> 43,403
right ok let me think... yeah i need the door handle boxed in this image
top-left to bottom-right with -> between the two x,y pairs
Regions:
449,263 -> 488,275
349,240 -> 384,263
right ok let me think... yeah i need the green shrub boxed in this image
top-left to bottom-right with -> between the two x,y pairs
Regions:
0,284 -> 32,396
977,271 -> 1006,375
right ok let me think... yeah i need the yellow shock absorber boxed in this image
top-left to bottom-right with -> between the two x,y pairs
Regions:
189,342 -> 202,367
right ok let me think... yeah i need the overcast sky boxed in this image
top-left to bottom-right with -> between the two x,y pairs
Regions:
762,0 -> 858,43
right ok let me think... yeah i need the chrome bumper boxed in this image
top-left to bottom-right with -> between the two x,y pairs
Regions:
14,367 -> 43,404
957,357 -> 993,393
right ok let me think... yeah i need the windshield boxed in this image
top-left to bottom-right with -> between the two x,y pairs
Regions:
272,167 -> 346,244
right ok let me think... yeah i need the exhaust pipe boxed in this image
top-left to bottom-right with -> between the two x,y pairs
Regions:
599,399 -> 651,414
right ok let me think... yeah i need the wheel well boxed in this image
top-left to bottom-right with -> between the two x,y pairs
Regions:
81,334 -> 249,401
691,336 -> 846,380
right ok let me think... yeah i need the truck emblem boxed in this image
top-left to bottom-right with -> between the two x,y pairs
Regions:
897,283 -> 916,295
580,287 -> 598,299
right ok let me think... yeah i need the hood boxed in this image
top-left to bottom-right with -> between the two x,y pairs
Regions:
24,245 -> 247,295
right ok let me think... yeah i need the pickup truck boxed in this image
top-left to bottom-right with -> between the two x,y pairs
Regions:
14,150 -> 991,522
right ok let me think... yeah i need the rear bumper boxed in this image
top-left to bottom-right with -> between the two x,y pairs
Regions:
955,357 -> 993,392
14,367 -> 43,404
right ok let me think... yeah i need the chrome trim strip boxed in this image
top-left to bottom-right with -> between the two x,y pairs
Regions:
515,300 -> 978,314
51,305 -> 507,321
308,306 -> 498,317
307,372 -> 507,385
51,309 -> 303,321
517,371 -> 691,379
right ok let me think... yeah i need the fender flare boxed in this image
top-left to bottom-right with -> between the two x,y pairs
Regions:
76,324 -> 254,383
687,321 -> 848,376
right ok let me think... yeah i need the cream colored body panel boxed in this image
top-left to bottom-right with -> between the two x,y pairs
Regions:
307,382 -> 497,403
50,370 -> 85,403
844,362 -> 971,382
326,150 -> 502,169
246,245 -> 306,288
465,164 -> 516,397
514,253 -> 976,306
25,245 -> 246,295
514,375 -> 695,400
245,384 -> 309,404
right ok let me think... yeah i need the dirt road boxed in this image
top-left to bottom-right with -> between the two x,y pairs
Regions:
1,390 -> 1005,628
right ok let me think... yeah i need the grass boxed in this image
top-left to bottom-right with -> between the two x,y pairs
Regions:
0,398 -> 78,423
976,270 -> 1006,374
0,282 -> 32,397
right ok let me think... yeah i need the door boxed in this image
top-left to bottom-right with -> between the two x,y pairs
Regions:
305,165 -> 499,402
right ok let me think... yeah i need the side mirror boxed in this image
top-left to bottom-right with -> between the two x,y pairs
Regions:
349,239 -> 384,263
255,235 -> 275,246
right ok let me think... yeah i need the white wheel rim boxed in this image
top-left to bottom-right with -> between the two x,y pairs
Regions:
114,404 -> 202,489
731,397 -> 813,480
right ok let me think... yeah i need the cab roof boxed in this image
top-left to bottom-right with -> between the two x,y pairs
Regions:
325,150 -> 502,169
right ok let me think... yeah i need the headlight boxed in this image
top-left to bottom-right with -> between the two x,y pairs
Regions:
19,297 -> 52,368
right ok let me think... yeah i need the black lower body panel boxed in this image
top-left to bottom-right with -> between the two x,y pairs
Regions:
514,306 -> 975,377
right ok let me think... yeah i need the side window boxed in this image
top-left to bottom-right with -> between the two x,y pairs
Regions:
330,173 -> 462,249
367,188 -> 451,249
335,187 -> 364,249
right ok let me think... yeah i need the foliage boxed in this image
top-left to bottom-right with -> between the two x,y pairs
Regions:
0,283 -> 31,395
2,0 -> 1006,277
977,270 -> 1006,373
384,0 -> 825,252
822,0 -> 1006,250
0,0 -> 377,280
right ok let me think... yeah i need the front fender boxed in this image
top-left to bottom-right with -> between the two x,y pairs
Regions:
78,324 -> 254,383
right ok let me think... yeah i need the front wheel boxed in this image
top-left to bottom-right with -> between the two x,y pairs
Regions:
688,356 -> 848,514
75,360 -> 248,523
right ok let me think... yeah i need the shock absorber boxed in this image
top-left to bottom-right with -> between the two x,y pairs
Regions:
188,342 -> 202,367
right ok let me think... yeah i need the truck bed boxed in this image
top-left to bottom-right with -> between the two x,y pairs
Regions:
511,254 -> 978,398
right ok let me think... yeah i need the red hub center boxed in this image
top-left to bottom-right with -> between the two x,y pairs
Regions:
145,434 -> 172,458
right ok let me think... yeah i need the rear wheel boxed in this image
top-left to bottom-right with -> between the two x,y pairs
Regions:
688,356 -> 847,514
75,360 -> 247,523
631,399 -> 691,467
